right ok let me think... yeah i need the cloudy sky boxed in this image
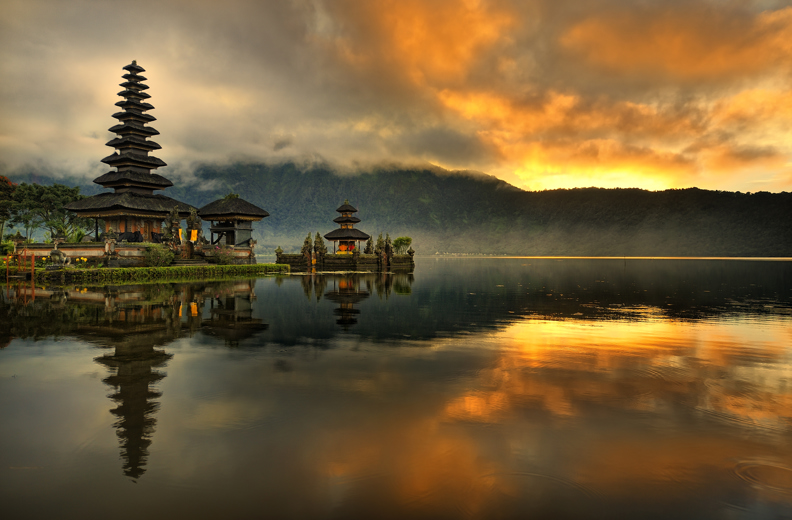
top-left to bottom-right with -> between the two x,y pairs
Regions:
1,0 -> 791,191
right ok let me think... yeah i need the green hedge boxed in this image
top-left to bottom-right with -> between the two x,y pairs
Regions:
31,263 -> 290,284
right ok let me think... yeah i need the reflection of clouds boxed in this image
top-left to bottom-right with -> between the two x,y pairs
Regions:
316,418 -> 502,515
442,320 -> 792,430
7,295 -> 790,514
184,399 -> 274,431
292,317 -> 790,512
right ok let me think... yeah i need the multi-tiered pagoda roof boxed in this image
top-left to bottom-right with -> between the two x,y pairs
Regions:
324,200 -> 370,253
66,61 -> 193,226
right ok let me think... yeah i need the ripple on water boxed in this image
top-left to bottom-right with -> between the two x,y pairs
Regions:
734,459 -> 792,495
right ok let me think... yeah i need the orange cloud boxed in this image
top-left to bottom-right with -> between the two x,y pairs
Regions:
560,7 -> 792,81
712,88 -> 792,128
325,0 -> 514,88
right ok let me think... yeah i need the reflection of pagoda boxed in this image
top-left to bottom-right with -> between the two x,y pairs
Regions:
323,200 -> 370,254
71,284 -> 203,480
65,61 -> 194,238
324,276 -> 371,329
202,280 -> 268,347
95,344 -> 171,480
83,286 -> 195,480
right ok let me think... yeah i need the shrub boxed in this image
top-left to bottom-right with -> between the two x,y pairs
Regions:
144,244 -> 175,267
67,230 -> 86,243
213,246 -> 236,265
393,236 -> 412,254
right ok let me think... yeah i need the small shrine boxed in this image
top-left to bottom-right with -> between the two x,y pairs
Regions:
198,194 -> 269,246
65,61 -> 194,239
323,200 -> 370,254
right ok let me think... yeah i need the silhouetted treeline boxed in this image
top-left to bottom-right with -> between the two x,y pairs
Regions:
9,163 -> 791,255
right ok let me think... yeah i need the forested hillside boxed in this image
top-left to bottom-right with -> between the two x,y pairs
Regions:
9,162 -> 792,256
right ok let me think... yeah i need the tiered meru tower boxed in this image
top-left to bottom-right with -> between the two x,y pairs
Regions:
66,61 -> 194,239
323,200 -> 370,253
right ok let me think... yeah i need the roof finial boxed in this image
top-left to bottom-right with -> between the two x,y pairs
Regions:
344,199 -> 349,205
132,59 -> 137,65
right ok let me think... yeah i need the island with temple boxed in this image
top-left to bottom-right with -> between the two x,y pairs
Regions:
276,200 -> 415,272
9,61 -> 277,276
4,60 -> 412,281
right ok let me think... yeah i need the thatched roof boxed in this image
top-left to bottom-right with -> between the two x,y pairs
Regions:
117,89 -> 151,99
324,228 -> 370,241
198,197 -> 269,220
336,201 -> 358,213
333,215 -> 361,224
119,81 -> 149,90
114,99 -> 154,111
122,73 -> 147,82
109,122 -> 159,136
106,136 -> 161,151
123,61 -> 145,73
101,152 -> 166,168
65,192 -> 194,215
112,111 -> 156,122
93,170 -> 173,188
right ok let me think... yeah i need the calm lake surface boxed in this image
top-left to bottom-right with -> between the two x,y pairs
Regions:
1,258 -> 791,519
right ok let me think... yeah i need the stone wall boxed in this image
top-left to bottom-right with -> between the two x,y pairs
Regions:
276,253 -> 309,272
18,243 -> 147,267
275,250 -> 414,272
390,254 -> 414,271
15,243 -> 257,267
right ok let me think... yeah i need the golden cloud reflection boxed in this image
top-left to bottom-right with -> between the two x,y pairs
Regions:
299,317 -> 792,513
440,319 -> 792,426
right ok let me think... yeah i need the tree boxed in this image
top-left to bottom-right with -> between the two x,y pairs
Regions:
364,236 -> 373,254
301,232 -> 313,257
374,233 -> 384,255
393,236 -> 412,254
314,232 -> 327,256
0,176 -> 15,241
10,184 -> 44,241
10,183 -> 90,241
37,184 -> 90,238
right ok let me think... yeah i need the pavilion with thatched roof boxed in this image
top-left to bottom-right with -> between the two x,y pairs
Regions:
198,194 -> 269,246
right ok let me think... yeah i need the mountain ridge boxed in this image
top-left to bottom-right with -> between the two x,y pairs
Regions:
7,162 -> 791,256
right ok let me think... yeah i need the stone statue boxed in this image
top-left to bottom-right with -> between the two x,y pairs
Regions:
103,227 -> 118,257
48,233 -> 71,267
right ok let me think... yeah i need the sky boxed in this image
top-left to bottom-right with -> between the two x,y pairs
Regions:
1,0 -> 791,192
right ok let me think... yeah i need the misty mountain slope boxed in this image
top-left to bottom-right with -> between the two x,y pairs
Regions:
8,163 -> 791,256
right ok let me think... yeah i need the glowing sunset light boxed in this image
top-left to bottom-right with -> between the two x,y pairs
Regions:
1,0 -> 791,191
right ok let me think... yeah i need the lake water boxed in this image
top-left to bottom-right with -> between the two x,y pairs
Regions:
1,258 -> 791,519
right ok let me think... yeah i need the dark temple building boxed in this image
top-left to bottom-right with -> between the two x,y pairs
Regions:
65,61 -> 194,239
323,200 -> 370,254
198,195 -> 269,247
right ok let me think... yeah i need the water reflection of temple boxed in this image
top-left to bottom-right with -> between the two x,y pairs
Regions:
79,284 -> 203,481
95,343 -> 170,480
202,280 -> 268,347
324,277 -> 371,329
1,280 -> 264,480
298,273 -> 414,330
